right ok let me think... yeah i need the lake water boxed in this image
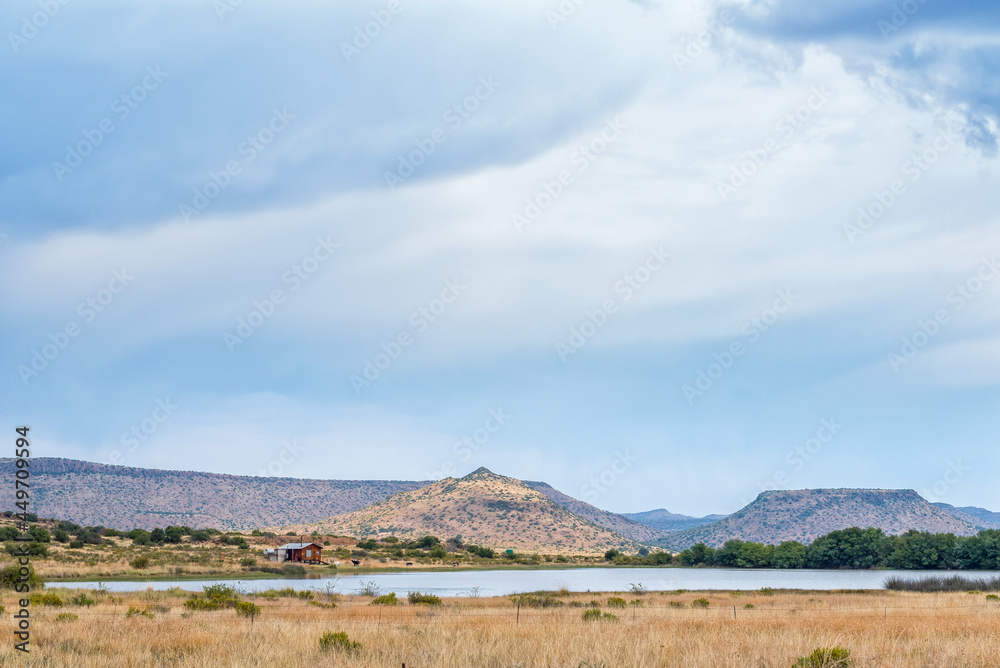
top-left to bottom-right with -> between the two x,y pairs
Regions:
55,568 -> 1000,596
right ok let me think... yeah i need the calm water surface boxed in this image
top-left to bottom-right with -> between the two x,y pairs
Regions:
56,568 -> 1000,596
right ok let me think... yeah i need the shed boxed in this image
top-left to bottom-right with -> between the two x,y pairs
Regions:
271,542 -> 324,564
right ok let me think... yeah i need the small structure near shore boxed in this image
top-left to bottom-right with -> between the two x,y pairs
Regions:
264,542 -> 325,564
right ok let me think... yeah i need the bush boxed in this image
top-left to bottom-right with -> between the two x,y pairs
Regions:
468,545 -> 495,558
371,593 -> 398,606
758,587 -> 775,596
31,592 -> 64,607
691,598 -> 710,608
0,563 -> 41,590
281,564 -> 306,577
235,601 -> 261,617
668,601 -> 685,608
744,603 -> 755,609
189,530 -> 211,542
407,591 -> 442,605
258,588 -> 312,599
510,593 -> 564,608
55,612 -> 79,622
28,526 -> 51,543
607,597 -> 627,608
356,539 -> 379,550
240,557 -> 257,569
69,540 -> 85,549
70,593 -> 98,607
884,575 -> 1000,592
793,647 -> 854,668
429,546 -> 447,559
604,549 -> 621,561
319,631 -> 361,652
125,606 -> 154,619
6,541 -> 47,557
130,556 -> 150,570
412,535 -> 440,549
184,583 -> 241,612
987,594 -> 999,601
582,608 -> 618,622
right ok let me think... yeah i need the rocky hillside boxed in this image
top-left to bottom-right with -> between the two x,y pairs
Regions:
523,480 -> 671,543
934,503 -> 1000,529
0,458 -> 424,531
285,468 -> 642,554
624,508 -> 729,532
658,489 -> 979,550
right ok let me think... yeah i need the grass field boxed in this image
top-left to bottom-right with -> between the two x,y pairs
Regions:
1,586 -> 999,666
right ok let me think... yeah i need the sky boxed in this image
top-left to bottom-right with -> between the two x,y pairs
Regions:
1,0 -> 999,517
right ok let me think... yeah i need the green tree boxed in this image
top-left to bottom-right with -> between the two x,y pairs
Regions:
771,541 -> 806,568
28,526 -> 51,543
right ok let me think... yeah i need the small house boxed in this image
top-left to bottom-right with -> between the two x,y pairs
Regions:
267,542 -> 324,564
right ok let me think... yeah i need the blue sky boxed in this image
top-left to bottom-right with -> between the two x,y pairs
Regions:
2,0 -> 998,516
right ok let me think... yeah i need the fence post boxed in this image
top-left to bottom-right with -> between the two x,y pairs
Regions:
516,602 -> 520,625
733,605 -> 736,620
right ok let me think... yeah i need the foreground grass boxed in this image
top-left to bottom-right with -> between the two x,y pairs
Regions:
1,588 -> 999,666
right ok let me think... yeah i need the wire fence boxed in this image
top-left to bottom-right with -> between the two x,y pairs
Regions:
29,599 -> 1000,627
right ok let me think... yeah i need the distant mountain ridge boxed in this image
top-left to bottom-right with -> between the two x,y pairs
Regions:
523,481 -> 672,543
933,503 -> 1000,529
0,457 -> 425,531
658,488 -> 979,550
624,508 -> 728,532
285,468 -> 643,554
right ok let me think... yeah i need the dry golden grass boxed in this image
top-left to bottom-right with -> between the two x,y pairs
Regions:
1,587 -> 999,666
